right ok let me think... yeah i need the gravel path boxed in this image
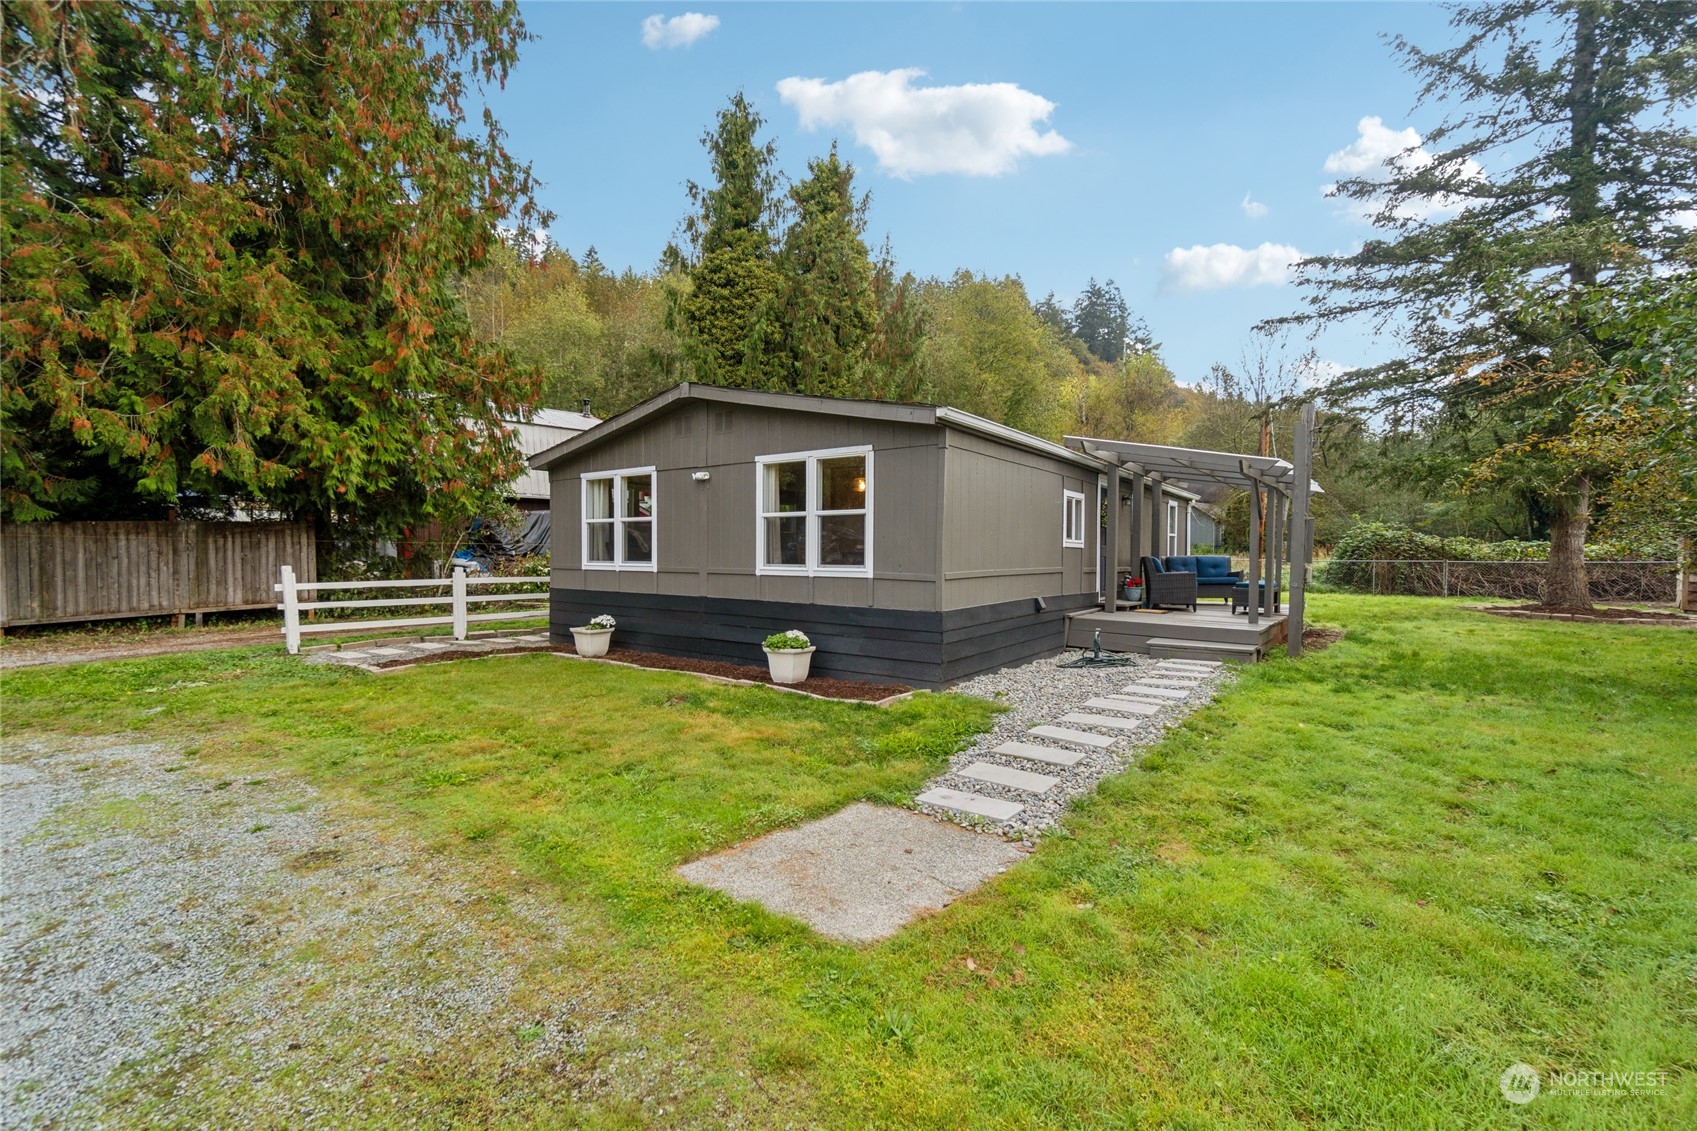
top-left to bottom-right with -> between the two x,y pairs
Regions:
0,736 -> 680,1129
919,651 -> 1233,841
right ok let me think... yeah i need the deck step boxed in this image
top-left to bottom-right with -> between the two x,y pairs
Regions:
1115,684 -> 1191,700
1027,725 -> 1117,749
959,762 -> 1060,794
916,787 -> 1023,821
1146,637 -> 1260,663
992,741 -> 1087,767
1056,712 -> 1145,732
1082,697 -> 1161,715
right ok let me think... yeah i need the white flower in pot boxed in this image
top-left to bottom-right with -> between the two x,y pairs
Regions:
571,614 -> 616,658
762,630 -> 815,684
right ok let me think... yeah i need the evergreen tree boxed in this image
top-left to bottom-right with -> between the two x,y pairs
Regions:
769,145 -> 878,397
669,93 -> 783,386
1,1 -> 547,531
1278,0 -> 1697,607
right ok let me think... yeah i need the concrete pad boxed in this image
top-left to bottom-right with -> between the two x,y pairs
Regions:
1028,725 -> 1116,749
1056,712 -> 1144,732
958,762 -> 1059,793
1117,684 -> 1190,700
360,647 -> 407,658
676,803 -> 1023,943
993,741 -> 1086,767
916,788 -> 1024,821
1083,697 -> 1162,715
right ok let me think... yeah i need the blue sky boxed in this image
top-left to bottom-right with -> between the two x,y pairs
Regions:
481,2 -> 1463,387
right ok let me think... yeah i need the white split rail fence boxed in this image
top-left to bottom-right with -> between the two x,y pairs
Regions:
275,565 -> 549,655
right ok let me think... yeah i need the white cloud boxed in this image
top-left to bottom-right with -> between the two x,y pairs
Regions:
1240,191 -> 1268,219
1323,115 -> 1483,222
641,12 -> 719,50
1162,242 -> 1304,291
1297,357 -> 1347,390
775,68 -> 1071,178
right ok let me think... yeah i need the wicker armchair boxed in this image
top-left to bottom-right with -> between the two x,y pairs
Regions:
1141,556 -> 1198,611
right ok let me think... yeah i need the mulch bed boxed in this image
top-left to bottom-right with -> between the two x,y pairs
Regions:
1473,604 -> 1695,626
583,646 -> 911,702
367,640 -> 912,702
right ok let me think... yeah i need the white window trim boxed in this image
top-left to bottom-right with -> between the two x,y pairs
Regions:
581,465 -> 657,572
1062,489 -> 1086,548
1166,499 -> 1180,557
754,445 -> 873,578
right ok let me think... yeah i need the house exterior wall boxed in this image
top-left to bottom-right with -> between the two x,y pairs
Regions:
1115,481 -> 1194,572
548,400 -> 943,611
939,426 -> 1099,610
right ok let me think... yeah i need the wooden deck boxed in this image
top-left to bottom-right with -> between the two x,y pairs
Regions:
1065,601 -> 1287,663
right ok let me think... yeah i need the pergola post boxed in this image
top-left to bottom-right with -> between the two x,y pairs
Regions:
1103,464 -> 1121,610
1150,475 -> 1165,562
1128,470 -> 1144,579
1287,401 -> 1315,657
1246,482 -> 1261,626
1264,487 -> 1281,615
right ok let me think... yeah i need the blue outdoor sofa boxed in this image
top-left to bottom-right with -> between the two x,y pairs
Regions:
1146,554 -> 1244,604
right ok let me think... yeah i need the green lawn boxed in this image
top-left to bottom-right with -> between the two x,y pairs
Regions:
4,595 -> 1694,1128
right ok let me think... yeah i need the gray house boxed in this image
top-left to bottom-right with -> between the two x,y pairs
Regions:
529,383 -> 1200,688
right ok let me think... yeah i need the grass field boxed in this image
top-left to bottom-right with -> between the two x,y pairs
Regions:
4,594 -> 1693,1128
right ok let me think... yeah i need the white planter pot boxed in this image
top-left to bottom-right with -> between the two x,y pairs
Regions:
763,645 -> 816,684
571,627 -> 613,658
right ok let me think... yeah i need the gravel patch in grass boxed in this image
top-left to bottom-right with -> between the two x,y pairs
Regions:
929,650 -> 1234,841
0,735 -> 678,1128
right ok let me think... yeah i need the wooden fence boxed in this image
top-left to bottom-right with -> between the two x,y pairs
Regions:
1,521 -> 316,629
275,565 -> 549,653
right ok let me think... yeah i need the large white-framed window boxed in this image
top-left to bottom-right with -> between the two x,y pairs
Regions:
755,446 -> 872,576
582,466 -> 656,571
1063,489 -> 1086,548
1166,499 -> 1180,556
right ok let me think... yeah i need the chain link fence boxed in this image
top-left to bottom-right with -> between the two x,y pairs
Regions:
1318,559 -> 1680,603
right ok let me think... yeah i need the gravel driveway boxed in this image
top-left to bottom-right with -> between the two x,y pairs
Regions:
0,736 -> 680,1129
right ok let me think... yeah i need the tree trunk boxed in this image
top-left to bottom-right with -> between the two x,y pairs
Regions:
1545,476 -> 1592,609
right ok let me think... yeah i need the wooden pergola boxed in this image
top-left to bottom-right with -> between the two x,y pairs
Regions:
1064,403 -> 1319,657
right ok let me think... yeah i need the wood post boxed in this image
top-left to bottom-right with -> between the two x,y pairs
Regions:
1103,466 -> 1121,611
1247,483 -> 1261,626
1288,401 -> 1314,657
451,566 -> 468,641
279,565 -> 301,654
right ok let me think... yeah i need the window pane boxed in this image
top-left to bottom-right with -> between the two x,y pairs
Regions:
585,478 -> 613,520
622,474 -> 653,519
763,516 -> 806,566
819,455 -> 867,511
586,522 -> 614,563
623,519 -> 653,563
819,514 -> 866,567
763,461 -> 806,513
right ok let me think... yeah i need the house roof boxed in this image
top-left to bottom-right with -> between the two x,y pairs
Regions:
525,407 -> 601,431
528,382 -> 1104,474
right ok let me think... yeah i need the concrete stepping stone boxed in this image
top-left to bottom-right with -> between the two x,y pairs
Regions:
361,647 -> 407,657
1057,712 -> 1144,732
916,787 -> 1023,821
1158,659 -> 1221,669
1027,725 -> 1116,749
992,741 -> 1086,768
1084,697 -> 1162,715
1117,684 -> 1191,700
959,762 -> 1060,794
1139,677 -> 1204,689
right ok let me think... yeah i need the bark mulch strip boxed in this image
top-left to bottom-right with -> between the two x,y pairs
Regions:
370,642 -> 913,703
1470,604 -> 1695,626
